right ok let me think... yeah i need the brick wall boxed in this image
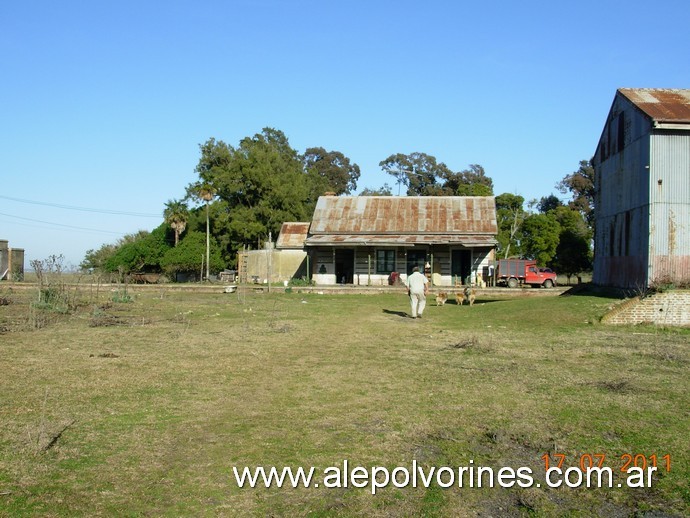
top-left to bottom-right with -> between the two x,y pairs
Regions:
602,290 -> 690,326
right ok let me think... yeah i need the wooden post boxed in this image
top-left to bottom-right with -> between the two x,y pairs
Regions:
306,253 -> 310,284
430,253 -> 434,287
367,253 -> 371,286
267,246 -> 271,293
205,202 -> 210,282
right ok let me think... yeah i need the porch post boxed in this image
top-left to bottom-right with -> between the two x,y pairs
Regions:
306,252 -> 310,284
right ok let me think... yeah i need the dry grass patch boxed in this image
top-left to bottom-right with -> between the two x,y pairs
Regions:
0,287 -> 688,516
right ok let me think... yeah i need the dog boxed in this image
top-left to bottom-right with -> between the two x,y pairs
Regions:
463,286 -> 476,306
435,292 -> 448,306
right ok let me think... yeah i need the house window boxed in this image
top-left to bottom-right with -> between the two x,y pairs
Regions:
376,250 -> 396,274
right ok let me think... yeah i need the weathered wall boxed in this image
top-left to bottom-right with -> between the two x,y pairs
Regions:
239,249 -> 307,283
0,240 -> 8,280
602,290 -> 690,326
648,132 -> 690,285
9,248 -> 25,280
593,93 -> 652,288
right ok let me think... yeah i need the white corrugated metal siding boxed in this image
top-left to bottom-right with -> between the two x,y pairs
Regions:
649,132 -> 690,283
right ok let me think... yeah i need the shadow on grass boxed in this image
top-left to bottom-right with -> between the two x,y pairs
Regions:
445,299 -> 507,305
382,309 -> 409,318
559,283 -> 630,299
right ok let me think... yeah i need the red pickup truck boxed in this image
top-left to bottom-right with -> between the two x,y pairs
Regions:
496,259 -> 557,288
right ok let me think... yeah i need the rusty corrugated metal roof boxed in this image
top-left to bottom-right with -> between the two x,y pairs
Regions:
619,88 -> 690,123
304,234 -> 497,247
309,196 -> 497,235
276,222 -> 310,249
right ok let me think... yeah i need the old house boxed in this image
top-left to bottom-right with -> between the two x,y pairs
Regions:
303,195 -> 497,286
592,88 -> 690,288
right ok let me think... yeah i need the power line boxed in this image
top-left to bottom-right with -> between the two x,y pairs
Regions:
0,217 -> 123,236
0,211 -> 127,236
0,194 -> 161,217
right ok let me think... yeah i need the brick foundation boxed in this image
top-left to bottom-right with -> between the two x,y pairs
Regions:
602,290 -> 690,326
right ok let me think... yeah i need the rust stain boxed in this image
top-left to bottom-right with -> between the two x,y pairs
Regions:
309,196 -> 498,235
276,222 -> 310,249
668,210 -> 676,255
600,256 -> 647,288
652,255 -> 690,285
619,88 -> 690,122
304,234 -> 497,246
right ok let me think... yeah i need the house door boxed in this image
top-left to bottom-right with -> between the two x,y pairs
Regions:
451,249 -> 472,285
335,249 -> 354,284
406,250 -> 427,275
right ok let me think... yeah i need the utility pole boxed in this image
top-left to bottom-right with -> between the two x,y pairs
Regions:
205,200 -> 210,281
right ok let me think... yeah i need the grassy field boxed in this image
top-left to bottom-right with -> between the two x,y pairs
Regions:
0,284 -> 688,516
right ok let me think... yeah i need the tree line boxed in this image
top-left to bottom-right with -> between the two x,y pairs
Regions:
81,128 -> 594,281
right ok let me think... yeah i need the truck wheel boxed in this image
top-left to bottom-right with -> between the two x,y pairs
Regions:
507,277 -> 519,289
543,279 -> 554,288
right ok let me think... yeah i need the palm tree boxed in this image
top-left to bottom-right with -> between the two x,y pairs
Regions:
186,182 -> 216,281
163,200 -> 189,247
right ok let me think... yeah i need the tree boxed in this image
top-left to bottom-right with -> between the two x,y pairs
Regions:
81,230 -> 151,272
160,231 -> 224,277
557,159 -> 595,227
552,229 -> 592,283
303,147 -> 361,195
186,182 -> 216,280
536,194 -> 563,214
495,193 -> 526,258
379,152 -> 450,196
549,205 -> 591,239
379,154 -> 494,197
104,224 -> 173,273
548,205 -> 593,282
358,183 -> 393,196
441,164 -> 494,196
521,213 -> 561,265
81,243 -> 119,272
163,199 -> 189,246
188,128 -> 312,266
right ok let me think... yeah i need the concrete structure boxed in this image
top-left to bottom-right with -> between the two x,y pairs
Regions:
592,88 -> 690,288
0,240 -> 25,281
304,196 -> 497,286
236,223 -> 309,284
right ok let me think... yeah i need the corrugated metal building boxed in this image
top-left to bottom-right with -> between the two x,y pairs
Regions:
592,88 -> 690,288
302,195 -> 497,286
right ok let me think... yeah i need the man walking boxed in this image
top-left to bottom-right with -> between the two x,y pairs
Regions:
405,266 -> 429,319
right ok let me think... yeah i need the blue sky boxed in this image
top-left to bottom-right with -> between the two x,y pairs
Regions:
2,0 -> 689,267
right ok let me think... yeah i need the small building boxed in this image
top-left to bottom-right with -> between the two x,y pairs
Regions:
0,239 -> 25,281
592,88 -> 690,288
304,195 -> 497,286
236,223 -> 309,284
